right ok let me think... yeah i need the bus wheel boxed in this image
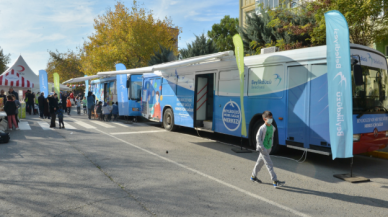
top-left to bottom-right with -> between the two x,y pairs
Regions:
250,120 -> 281,155
163,108 -> 177,131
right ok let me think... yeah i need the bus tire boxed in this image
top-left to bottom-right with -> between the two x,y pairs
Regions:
250,120 -> 281,155
163,108 -> 177,131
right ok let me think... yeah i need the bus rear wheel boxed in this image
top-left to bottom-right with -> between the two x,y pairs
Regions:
250,120 -> 281,155
163,108 -> 177,131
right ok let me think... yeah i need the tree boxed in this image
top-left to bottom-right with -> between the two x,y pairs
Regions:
239,6 -> 315,55
208,15 -> 239,52
267,2 -> 317,49
292,0 -> 388,46
0,46 -> 11,73
46,50 -> 84,83
80,1 -> 180,75
148,44 -> 176,66
179,34 -> 218,59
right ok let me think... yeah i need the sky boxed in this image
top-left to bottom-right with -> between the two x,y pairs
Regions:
0,0 -> 239,75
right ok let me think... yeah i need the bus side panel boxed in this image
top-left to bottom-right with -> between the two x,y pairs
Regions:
245,96 -> 287,144
172,75 -> 194,128
309,70 -> 330,147
214,96 -> 245,137
214,95 -> 287,141
141,77 -> 162,121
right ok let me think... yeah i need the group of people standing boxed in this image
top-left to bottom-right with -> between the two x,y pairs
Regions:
2,87 -> 21,131
86,91 -> 119,121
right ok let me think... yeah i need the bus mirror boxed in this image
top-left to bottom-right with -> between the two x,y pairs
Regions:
354,65 -> 364,86
126,79 -> 130,88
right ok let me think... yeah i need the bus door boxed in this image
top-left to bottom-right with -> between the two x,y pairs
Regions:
286,65 -> 310,148
194,72 -> 216,131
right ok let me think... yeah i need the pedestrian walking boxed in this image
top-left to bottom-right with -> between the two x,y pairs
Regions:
112,102 -> 119,121
12,95 -> 20,124
102,102 -> 112,121
82,97 -> 87,114
57,105 -> 65,129
38,92 -> 45,118
61,92 -> 68,113
87,92 -> 95,119
48,93 -> 59,128
43,97 -> 50,119
25,90 -> 34,115
251,110 -> 285,188
4,95 -> 19,130
66,97 -> 72,115
70,91 -> 75,104
96,101 -> 103,121
76,97 -> 81,115
8,87 -> 18,101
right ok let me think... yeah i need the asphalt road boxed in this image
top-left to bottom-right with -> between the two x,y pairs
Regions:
1,107 -> 388,216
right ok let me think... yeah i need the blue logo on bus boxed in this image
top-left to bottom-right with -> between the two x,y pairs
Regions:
222,100 -> 241,131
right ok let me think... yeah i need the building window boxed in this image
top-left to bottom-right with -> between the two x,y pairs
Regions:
255,0 -> 280,9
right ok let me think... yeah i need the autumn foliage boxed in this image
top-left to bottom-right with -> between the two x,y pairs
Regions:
79,1 -> 180,75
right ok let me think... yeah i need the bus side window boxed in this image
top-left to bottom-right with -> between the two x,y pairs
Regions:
162,77 -> 177,96
219,69 -> 240,96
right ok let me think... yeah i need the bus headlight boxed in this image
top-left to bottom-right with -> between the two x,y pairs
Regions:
386,131 -> 388,137
353,134 -> 360,142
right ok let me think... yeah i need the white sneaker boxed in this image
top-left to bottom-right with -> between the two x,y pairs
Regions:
8,128 -> 12,131
16,128 -> 20,130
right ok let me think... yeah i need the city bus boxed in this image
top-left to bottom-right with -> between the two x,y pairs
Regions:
88,74 -> 143,117
108,45 -> 388,155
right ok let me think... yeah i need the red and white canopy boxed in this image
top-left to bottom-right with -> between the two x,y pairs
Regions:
0,69 -> 34,88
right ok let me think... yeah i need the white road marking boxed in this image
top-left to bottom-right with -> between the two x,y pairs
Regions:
95,130 -> 308,217
92,121 -> 115,128
56,121 -> 77,129
18,121 -> 31,130
111,130 -> 166,135
38,121 -> 52,130
112,122 -> 129,128
74,121 -> 96,129
67,116 -> 309,217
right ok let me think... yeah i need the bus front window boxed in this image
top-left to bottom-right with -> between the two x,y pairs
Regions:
352,66 -> 387,113
130,78 -> 142,101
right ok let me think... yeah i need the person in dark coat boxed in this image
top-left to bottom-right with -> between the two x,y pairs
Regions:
61,92 -> 68,114
44,97 -> 50,119
38,92 -> 45,118
48,93 -> 59,128
8,87 -> 18,101
25,90 -> 34,115
4,95 -> 19,130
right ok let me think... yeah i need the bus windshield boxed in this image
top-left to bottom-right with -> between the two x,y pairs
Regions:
130,77 -> 142,101
352,66 -> 388,113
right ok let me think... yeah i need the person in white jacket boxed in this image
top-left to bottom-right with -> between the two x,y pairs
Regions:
251,110 -> 285,188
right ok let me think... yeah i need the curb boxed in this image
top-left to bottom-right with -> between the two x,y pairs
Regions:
363,151 -> 388,160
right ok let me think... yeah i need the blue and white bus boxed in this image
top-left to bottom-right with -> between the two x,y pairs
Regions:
100,45 -> 388,155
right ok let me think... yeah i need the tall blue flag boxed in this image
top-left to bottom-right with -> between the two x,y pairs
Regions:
84,75 -> 89,97
116,63 -> 129,116
325,10 -> 353,159
39,70 -> 48,97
